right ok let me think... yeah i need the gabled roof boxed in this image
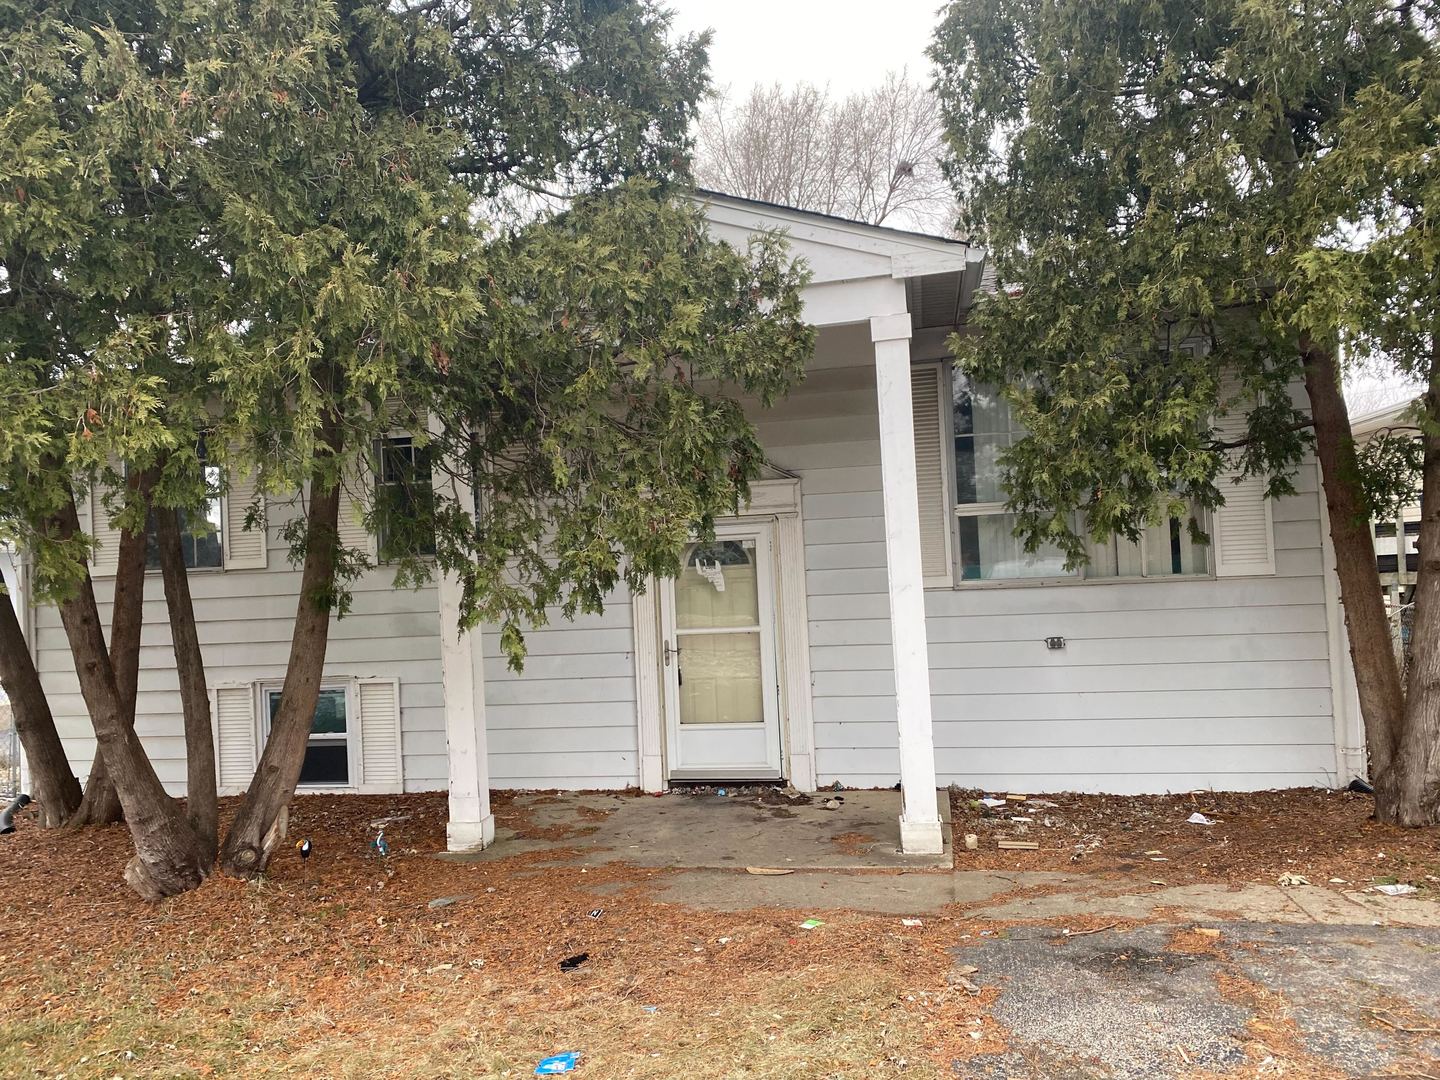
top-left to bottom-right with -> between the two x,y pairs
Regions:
696,189 -> 987,329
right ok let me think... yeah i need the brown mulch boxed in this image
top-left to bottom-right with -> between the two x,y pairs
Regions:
951,787 -> 1440,889
0,792 -> 988,1079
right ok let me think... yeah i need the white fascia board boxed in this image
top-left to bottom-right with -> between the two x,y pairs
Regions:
699,195 -> 976,281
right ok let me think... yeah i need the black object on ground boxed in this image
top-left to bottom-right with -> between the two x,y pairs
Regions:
1348,777 -> 1375,795
0,793 -> 32,835
559,952 -> 590,972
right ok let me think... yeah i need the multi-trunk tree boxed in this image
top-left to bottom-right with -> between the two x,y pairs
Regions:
1,0 -> 813,895
931,0 -> 1440,823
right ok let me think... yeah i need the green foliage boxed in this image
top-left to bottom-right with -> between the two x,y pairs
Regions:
930,0 -> 1439,565
408,182 -> 812,656
1,0 -> 812,664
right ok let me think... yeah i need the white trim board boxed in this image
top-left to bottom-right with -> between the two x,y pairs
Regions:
631,478 -> 816,791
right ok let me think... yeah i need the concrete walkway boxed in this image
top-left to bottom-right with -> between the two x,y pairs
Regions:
639,868 -> 1440,927
460,788 -> 953,869
455,791 -> 1440,928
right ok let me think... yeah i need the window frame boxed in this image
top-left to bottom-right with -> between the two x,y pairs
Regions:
259,678 -> 358,791
938,362 -> 1214,589
373,433 -> 438,563
132,441 -> 226,574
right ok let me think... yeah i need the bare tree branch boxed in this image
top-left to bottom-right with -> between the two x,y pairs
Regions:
695,70 -> 958,233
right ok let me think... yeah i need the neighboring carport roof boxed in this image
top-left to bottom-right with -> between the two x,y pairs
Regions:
1352,398 -> 1421,440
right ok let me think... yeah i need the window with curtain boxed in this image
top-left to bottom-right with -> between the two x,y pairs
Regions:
949,368 -> 1208,583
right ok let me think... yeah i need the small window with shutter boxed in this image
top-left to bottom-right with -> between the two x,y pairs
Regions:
91,438 -> 269,574
237,676 -> 404,794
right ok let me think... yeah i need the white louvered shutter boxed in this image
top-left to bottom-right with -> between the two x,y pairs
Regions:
212,685 -> 258,795
1212,374 -> 1277,577
88,481 -> 124,576
221,464 -> 267,570
357,677 -> 403,793
911,364 -> 954,587
336,454 -> 378,560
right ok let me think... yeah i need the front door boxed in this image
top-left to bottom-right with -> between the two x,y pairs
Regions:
660,523 -> 783,780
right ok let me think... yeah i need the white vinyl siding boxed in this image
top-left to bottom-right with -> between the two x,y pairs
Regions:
33,322 -> 1334,800
762,324 -> 1336,794
479,594 -> 640,789
34,493 -> 442,795
34,483 -> 641,795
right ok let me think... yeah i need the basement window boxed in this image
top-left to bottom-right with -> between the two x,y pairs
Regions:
265,685 -> 351,786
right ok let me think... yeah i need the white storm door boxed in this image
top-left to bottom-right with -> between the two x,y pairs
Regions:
660,524 -> 783,780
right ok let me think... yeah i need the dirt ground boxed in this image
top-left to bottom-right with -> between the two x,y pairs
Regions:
950,787 -> 1440,890
1,789 -> 1437,1079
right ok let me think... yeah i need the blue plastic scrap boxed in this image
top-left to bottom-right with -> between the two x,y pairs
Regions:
536,1052 -> 580,1075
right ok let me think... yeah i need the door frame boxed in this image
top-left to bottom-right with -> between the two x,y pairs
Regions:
632,477 -> 817,791
659,521 -> 782,780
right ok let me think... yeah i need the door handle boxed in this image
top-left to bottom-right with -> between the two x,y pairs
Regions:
663,640 -> 678,666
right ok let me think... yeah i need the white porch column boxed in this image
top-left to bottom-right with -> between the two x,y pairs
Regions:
431,421 -> 495,852
871,312 -> 944,855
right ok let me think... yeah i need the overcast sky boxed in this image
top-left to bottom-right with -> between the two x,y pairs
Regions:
664,1 -> 1415,409
667,0 -> 941,96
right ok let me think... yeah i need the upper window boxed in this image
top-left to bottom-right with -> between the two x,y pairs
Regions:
144,443 -> 223,570
949,369 -> 1208,583
375,436 -> 437,560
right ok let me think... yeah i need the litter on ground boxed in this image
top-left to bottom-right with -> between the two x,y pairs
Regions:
1371,883 -> 1419,896
535,1051 -> 581,1075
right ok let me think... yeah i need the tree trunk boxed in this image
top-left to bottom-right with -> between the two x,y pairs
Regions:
50,494 -> 208,899
69,468 -> 155,827
155,505 -> 218,863
0,579 -> 81,825
1391,353 -> 1440,825
220,426 -> 343,878
1301,337 -> 1409,813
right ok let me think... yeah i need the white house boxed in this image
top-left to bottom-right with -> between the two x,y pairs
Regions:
1352,399 -> 1422,613
17,194 -> 1367,855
